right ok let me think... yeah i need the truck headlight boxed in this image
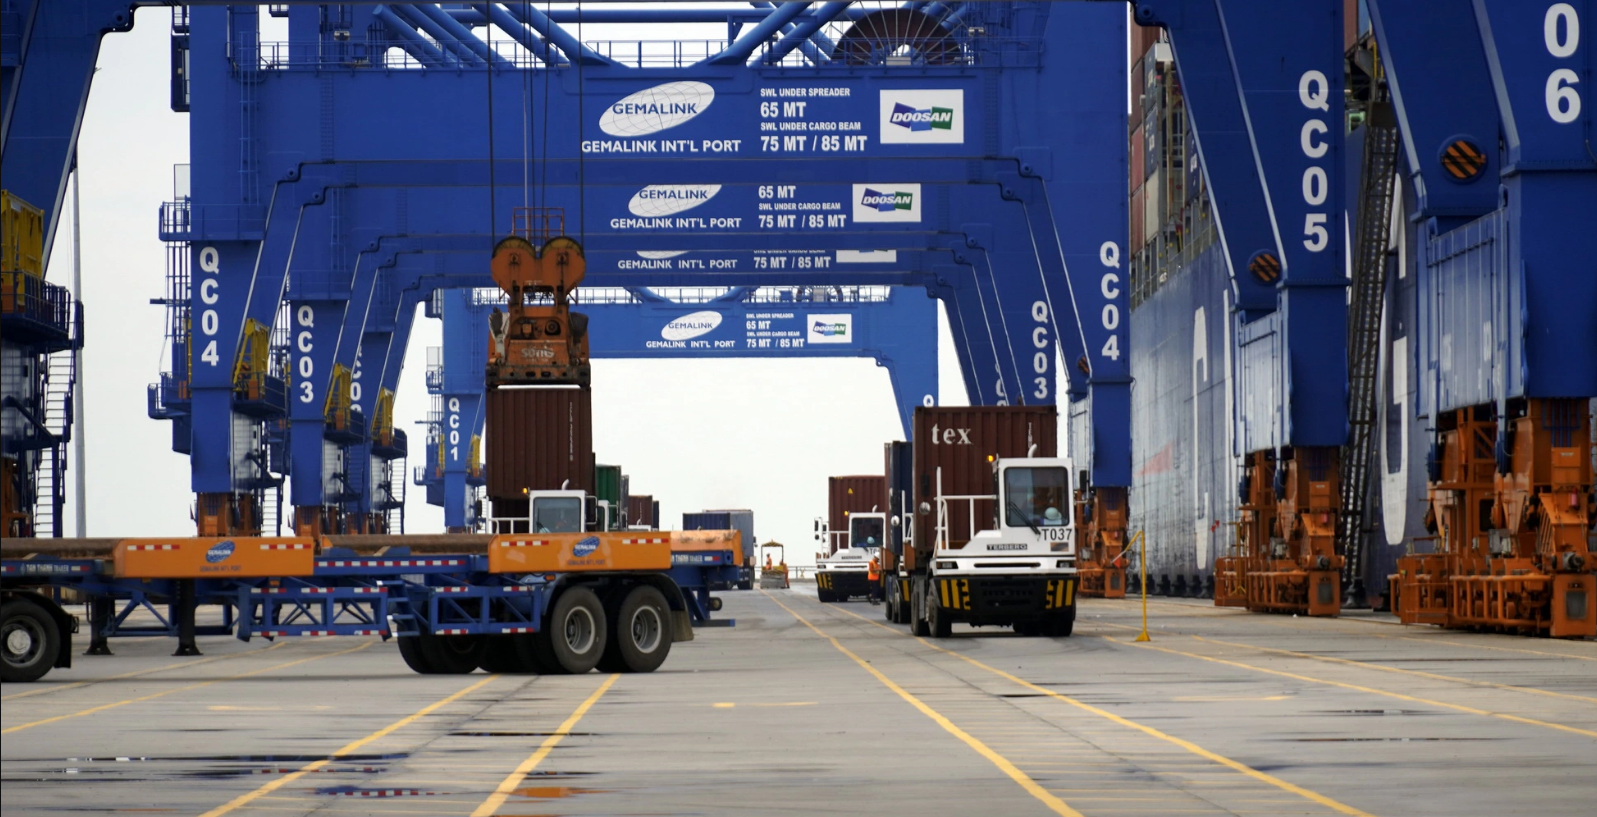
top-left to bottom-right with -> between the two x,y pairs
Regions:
1056,559 -> 1074,569
937,561 -> 957,570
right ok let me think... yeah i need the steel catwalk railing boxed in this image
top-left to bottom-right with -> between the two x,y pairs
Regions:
1337,101 -> 1402,600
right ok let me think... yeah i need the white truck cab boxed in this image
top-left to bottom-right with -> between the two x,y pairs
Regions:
493,489 -> 616,534
932,458 -> 1075,573
814,511 -> 887,603
916,456 -> 1079,637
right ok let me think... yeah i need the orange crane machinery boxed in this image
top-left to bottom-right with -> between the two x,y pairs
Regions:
1393,401 -> 1594,638
1074,485 -> 1127,599
1214,449 -> 1342,617
485,213 -> 589,388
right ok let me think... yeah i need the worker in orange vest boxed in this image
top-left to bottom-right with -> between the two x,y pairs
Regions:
765,554 -> 773,571
867,554 -> 882,605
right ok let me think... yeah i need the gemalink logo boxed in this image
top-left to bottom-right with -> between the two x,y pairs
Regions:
629,185 -> 721,217
851,184 -> 922,223
860,188 -> 914,213
573,536 -> 601,558
600,82 -> 715,137
807,313 -> 853,344
890,102 -> 954,132
205,540 -> 236,564
879,89 -> 964,144
661,310 -> 723,342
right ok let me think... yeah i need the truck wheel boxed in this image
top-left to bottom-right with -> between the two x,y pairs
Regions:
2,599 -> 60,683
534,587 -> 607,674
911,585 -> 931,636
479,635 -> 539,673
419,633 -> 485,674
1045,609 -> 1076,638
396,635 -> 438,674
599,586 -> 672,674
927,600 -> 952,639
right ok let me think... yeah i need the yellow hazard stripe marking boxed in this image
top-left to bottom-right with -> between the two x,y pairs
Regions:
816,599 -> 1374,817
471,674 -> 618,816
192,644 -> 469,817
3,642 -> 371,735
1114,636 -> 1597,739
764,592 -> 1085,817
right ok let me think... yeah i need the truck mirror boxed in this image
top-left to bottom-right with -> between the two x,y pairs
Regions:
813,519 -> 820,532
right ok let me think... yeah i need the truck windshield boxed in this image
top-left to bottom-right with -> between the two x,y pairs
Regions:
1003,468 -> 1069,528
849,516 -> 884,549
532,497 -> 583,533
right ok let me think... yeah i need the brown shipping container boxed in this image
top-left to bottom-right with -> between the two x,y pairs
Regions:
1132,22 -> 1160,64
1129,123 -> 1145,193
627,494 -> 655,528
485,387 -> 594,515
909,406 -> 1058,567
1130,185 -> 1145,257
829,475 -> 886,534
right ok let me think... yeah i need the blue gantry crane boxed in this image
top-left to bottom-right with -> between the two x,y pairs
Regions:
141,2 -> 1130,545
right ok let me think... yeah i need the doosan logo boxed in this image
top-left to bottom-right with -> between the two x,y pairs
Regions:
629,185 -> 722,217
600,82 -> 715,137
851,184 -> 922,223
879,90 -> 964,144
889,102 -> 954,132
860,188 -> 913,213
661,311 -> 723,341
206,540 -> 236,563
806,313 -> 852,344
573,536 -> 601,558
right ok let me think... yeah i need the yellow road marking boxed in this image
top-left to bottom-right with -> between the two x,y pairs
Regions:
470,674 -> 618,817
1191,635 -> 1597,704
0,641 -> 292,701
1111,637 -> 1597,740
1387,633 -> 1597,662
765,592 -> 1085,817
2,642 -> 371,734
197,673 -> 498,817
817,599 -> 1375,817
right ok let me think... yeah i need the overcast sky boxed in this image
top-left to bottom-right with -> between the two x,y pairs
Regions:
46,6 -> 1076,565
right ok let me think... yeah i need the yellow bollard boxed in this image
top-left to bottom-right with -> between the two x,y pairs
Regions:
1131,530 -> 1150,642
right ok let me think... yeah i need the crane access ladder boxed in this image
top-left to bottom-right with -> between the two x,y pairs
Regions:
1338,101 -> 1402,605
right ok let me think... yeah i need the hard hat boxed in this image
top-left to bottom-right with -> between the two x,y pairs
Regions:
1043,507 -> 1064,524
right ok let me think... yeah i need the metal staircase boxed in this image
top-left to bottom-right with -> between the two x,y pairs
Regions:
33,349 -> 77,536
1337,100 -> 1401,601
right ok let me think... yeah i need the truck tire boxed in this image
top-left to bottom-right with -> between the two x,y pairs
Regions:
911,583 -> 931,637
1045,608 -> 1076,637
2,599 -> 60,683
927,599 -> 952,639
396,635 -> 438,674
479,635 -> 540,673
419,633 -> 485,674
597,585 -> 671,674
532,587 -> 607,674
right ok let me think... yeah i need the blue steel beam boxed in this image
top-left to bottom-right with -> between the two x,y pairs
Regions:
1133,0 -> 1348,454
1130,1 -> 1281,317
497,2 -> 617,66
470,4 -> 565,66
373,5 -> 456,68
390,4 -> 485,67
760,1 -> 850,65
706,1 -> 811,65
0,0 -> 134,272
1365,1 -> 1500,224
